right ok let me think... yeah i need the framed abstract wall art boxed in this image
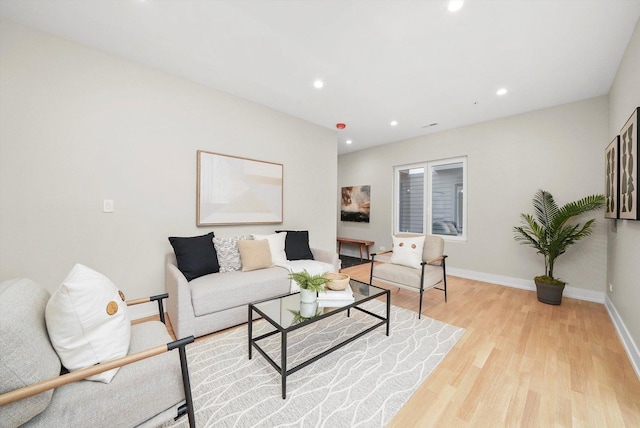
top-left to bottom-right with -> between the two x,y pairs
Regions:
619,107 -> 639,220
340,185 -> 371,223
604,135 -> 619,219
197,151 -> 283,226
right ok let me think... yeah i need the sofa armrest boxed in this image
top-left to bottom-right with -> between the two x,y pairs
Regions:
165,254 -> 196,339
311,247 -> 342,272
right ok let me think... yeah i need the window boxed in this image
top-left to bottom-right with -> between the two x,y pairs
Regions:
394,157 -> 467,240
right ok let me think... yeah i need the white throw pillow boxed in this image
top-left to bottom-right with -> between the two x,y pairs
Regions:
45,264 -> 131,383
390,235 -> 425,269
251,232 -> 288,264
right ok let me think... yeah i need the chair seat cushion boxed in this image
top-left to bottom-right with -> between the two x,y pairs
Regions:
24,321 -> 184,427
0,279 -> 61,427
373,263 -> 443,290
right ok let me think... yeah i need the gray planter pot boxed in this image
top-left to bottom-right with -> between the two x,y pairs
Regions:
534,279 -> 566,305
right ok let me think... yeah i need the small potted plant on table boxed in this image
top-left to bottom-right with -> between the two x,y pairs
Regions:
289,270 -> 330,303
513,189 -> 604,305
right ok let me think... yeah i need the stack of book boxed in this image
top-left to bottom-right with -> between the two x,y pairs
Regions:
317,283 -> 355,307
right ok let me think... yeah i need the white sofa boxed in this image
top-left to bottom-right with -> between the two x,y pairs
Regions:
165,248 -> 340,339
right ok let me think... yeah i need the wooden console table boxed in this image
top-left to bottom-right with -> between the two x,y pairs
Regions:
337,237 -> 374,261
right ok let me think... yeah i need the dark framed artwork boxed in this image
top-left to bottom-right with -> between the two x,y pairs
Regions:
196,151 -> 283,226
605,135 -> 619,219
619,107 -> 639,220
340,185 -> 370,223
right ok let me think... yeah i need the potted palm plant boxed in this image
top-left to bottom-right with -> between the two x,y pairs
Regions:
289,270 -> 330,303
513,189 -> 605,305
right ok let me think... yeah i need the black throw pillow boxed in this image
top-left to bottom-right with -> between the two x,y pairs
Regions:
168,232 -> 219,281
276,230 -> 314,260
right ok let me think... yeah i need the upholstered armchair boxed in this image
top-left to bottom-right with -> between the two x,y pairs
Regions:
369,234 -> 448,318
0,277 -> 196,428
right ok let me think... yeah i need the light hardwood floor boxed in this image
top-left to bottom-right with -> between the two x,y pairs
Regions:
147,263 -> 640,426
342,262 -> 640,427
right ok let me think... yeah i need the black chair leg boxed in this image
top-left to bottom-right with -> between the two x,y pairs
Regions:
442,258 -> 448,303
418,288 -> 424,319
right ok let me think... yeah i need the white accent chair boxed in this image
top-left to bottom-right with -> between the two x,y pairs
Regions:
369,234 -> 448,318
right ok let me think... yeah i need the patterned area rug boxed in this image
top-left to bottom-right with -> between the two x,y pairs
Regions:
163,300 -> 464,428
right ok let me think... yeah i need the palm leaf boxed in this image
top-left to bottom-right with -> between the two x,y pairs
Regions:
532,190 -> 558,230
552,194 -> 605,231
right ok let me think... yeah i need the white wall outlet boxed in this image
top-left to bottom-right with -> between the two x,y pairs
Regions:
609,283 -> 613,292
103,199 -> 114,213
379,246 -> 386,251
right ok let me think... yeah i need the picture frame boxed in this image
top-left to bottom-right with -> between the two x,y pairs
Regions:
340,185 -> 371,223
604,135 -> 619,219
619,107 -> 639,220
197,151 -> 283,226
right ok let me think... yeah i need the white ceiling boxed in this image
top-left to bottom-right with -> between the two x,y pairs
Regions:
1,0 -> 639,154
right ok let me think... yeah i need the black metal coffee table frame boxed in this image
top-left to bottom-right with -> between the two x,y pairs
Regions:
248,280 -> 390,399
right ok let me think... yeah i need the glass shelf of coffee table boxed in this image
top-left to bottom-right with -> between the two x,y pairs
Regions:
248,279 -> 390,399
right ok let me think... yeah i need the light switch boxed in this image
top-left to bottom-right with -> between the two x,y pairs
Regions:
103,199 -> 114,213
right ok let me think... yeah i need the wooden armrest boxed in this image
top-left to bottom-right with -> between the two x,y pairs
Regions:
126,293 -> 169,307
127,293 -> 169,324
424,255 -> 448,265
0,336 -> 194,407
370,250 -> 392,257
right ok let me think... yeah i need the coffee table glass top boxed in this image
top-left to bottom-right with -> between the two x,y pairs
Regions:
252,279 -> 386,330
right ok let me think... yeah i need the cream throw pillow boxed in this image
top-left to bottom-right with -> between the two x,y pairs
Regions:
45,264 -> 131,383
238,239 -> 273,271
390,235 -> 425,269
251,232 -> 288,263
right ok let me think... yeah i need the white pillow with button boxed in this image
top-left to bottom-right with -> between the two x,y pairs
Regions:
45,264 -> 131,383
390,235 -> 425,269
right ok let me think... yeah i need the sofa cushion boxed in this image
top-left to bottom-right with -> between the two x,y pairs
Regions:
25,321 -> 185,427
0,279 -> 61,427
190,267 -> 290,316
276,230 -> 314,260
238,239 -> 273,272
169,232 -> 219,281
45,264 -> 131,383
251,232 -> 288,264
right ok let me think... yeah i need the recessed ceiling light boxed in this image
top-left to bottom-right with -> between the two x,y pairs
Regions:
390,120 -> 398,126
496,88 -> 508,96
313,80 -> 324,89
346,140 -> 352,145
448,0 -> 464,12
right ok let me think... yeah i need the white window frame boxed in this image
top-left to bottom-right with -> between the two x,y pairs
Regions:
393,156 -> 467,241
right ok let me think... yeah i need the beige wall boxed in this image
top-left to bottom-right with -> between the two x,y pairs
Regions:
339,96 -> 609,301
0,19 -> 338,317
607,18 -> 640,373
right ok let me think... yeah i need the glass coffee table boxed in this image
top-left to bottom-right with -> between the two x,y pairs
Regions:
248,279 -> 390,399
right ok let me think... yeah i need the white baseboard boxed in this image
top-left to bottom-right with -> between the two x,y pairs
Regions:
447,267 -> 605,303
605,296 -> 640,381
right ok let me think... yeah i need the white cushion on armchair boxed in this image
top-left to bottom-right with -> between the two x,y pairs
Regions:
45,264 -> 131,383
